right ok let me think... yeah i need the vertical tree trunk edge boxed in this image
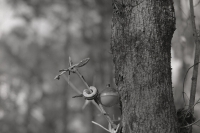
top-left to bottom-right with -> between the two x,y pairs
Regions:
111,1 -> 179,133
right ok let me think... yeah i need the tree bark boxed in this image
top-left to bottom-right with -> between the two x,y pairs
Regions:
111,0 -> 179,133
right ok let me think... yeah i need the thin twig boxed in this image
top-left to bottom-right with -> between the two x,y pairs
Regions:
182,62 -> 200,106
181,118 -> 200,128
74,69 -> 116,128
63,74 -> 102,112
181,98 -> 200,125
54,70 -> 67,80
55,57 -> 117,129
194,0 -> 200,7
63,74 -> 82,94
188,1 -> 200,132
92,121 -> 110,132
98,103 -> 116,128
195,123 -> 200,127
75,69 -> 90,89
189,0 -> 200,114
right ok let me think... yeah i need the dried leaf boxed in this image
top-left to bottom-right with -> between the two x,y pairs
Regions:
77,58 -> 90,67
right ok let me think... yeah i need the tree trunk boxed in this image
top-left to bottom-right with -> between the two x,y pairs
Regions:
111,0 -> 179,133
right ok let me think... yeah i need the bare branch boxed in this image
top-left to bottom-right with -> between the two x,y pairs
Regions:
189,0 -> 200,113
92,121 -> 110,132
63,74 -> 82,94
181,119 -> 200,128
187,1 -> 200,131
194,0 -> 200,7
182,62 -> 200,106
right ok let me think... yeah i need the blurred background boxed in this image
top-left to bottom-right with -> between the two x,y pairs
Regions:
0,0 -> 199,133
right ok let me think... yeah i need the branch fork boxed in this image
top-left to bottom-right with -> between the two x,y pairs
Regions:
54,57 -> 120,130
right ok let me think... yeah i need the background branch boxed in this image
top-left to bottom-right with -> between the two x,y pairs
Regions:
188,0 -> 200,113
188,0 -> 200,132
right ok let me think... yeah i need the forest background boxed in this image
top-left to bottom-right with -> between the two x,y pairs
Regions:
0,0 -> 200,133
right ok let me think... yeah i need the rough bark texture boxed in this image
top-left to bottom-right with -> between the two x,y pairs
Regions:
111,0 -> 179,133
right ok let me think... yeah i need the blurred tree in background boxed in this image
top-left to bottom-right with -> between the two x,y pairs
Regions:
0,0 -> 199,133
